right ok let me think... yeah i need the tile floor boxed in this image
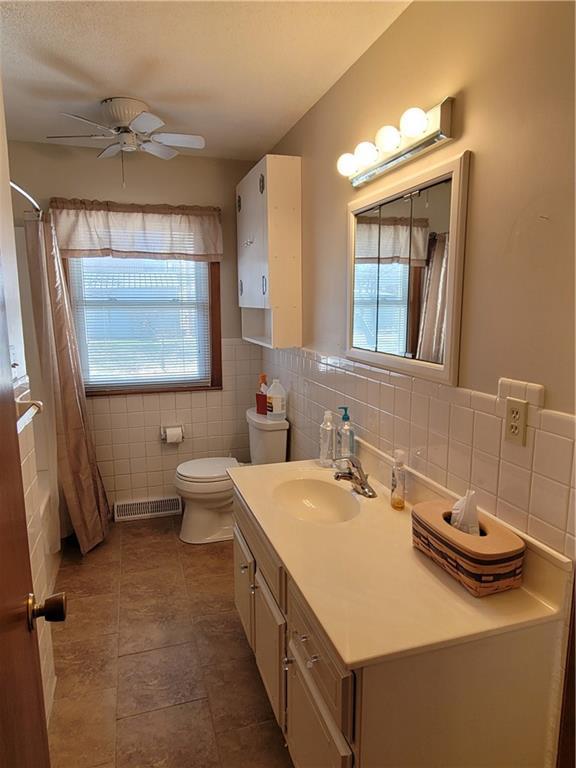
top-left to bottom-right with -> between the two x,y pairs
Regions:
49,516 -> 293,768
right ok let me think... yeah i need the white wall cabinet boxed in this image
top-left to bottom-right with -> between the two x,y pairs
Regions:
235,154 -> 301,348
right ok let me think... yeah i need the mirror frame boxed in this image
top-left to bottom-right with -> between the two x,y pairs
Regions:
346,150 -> 470,386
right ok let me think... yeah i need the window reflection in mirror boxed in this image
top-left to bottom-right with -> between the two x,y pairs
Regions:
352,178 -> 451,366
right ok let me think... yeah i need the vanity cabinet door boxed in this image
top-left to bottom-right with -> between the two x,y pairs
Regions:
286,640 -> 353,768
253,569 -> 286,729
233,525 -> 255,648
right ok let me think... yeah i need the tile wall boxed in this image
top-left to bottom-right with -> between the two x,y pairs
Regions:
263,346 -> 576,559
87,339 -> 263,505
19,418 -> 60,719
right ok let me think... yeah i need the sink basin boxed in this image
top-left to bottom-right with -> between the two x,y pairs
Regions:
273,478 -> 360,524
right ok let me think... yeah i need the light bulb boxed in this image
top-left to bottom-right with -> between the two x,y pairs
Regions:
354,141 -> 379,168
336,153 -> 359,177
399,107 -> 428,138
375,125 -> 401,153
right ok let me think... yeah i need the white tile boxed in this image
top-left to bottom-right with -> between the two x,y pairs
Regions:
428,398 -> 449,437
394,388 -> 411,421
126,395 -> 144,412
529,473 -> 569,529
497,378 -> 512,398
448,440 -> 471,480
471,450 -> 499,495
393,417 -> 410,451
533,430 -> 574,484
496,499 -> 528,531
527,405 -> 541,429
525,383 -> 545,407
470,391 -> 497,414
527,517 -> 565,553
426,462 -> 447,486
159,393 -> 176,410
379,412 -> 394,443
447,473 -> 469,497
109,396 -> 127,414
498,462 -> 531,510
114,459 -> 130,475
501,426 -> 535,469
113,444 -> 130,460
450,406 -> 474,445
568,489 -> 576,535
390,372 -> 412,391
127,412 -> 145,428
540,410 -> 576,439
411,393 -> 429,429
438,386 -> 471,407
471,486 -> 497,515
379,383 -> 394,413
428,431 -> 448,469
564,534 -> 576,560
92,397 -> 110,415
473,412 -> 502,457
143,393 -> 160,411
508,380 -> 527,399
410,425 -> 428,461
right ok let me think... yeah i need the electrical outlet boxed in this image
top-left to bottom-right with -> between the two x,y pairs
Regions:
505,397 -> 528,446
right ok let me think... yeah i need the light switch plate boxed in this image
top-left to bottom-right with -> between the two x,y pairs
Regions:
505,397 -> 528,446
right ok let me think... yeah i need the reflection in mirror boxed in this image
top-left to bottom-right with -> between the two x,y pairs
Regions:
352,178 -> 452,366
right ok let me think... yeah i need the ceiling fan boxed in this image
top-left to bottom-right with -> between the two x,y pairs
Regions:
46,97 -> 205,159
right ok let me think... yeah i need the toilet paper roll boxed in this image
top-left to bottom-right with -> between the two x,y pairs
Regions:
164,426 -> 183,444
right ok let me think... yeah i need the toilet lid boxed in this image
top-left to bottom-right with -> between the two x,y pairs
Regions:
176,456 -> 239,482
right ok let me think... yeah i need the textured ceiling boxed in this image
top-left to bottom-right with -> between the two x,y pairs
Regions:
0,1 -> 408,160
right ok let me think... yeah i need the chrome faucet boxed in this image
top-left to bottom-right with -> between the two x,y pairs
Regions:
334,455 -> 377,498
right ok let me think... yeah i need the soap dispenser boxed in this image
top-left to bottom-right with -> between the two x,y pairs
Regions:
337,406 -> 355,467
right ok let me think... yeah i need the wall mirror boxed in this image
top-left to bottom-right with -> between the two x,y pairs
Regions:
347,151 -> 470,385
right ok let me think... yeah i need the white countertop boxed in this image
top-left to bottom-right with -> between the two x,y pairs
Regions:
228,460 -> 560,669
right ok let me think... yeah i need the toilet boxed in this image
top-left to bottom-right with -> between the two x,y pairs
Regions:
175,407 -> 289,544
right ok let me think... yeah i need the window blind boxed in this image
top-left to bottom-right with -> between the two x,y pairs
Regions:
68,257 -> 211,391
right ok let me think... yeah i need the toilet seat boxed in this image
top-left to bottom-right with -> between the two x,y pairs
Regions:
176,456 -> 239,483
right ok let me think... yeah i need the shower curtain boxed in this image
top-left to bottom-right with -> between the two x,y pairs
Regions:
24,216 -> 110,554
416,233 -> 449,364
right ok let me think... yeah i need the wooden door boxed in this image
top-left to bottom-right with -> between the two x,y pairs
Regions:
0,257 -> 51,766
286,641 -> 352,768
233,525 -> 255,648
253,569 -> 286,728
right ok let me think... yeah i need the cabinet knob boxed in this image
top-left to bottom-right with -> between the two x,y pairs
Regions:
259,173 -> 265,194
250,584 -> 258,595
240,564 -> 248,573
282,656 -> 294,671
239,279 -> 243,296
262,275 -> 267,295
237,194 -> 242,212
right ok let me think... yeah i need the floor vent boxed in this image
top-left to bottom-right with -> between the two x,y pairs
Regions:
114,496 -> 182,522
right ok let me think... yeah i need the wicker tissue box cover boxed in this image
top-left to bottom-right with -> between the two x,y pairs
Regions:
411,500 -> 526,598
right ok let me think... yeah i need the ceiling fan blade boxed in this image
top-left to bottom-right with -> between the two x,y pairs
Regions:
130,111 -> 165,134
152,132 -> 206,150
97,143 -> 122,159
61,112 -> 117,135
140,141 -> 178,160
46,134 -> 112,139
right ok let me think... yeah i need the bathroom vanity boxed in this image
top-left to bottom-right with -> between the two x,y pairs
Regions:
228,460 -> 573,768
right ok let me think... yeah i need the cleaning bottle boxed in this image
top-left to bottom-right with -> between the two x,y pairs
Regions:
336,406 -> 355,466
266,378 -> 286,421
256,373 -> 268,415
319,410 -> 335,467
390,449 -> 406,511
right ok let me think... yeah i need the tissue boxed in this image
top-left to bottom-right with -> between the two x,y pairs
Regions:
450,489 -> 480,536
164,426 -> 183,444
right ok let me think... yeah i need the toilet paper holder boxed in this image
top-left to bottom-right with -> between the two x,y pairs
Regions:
160,425 -> 184,443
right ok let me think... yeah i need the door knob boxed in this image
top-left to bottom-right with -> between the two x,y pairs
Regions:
27,592 -> 66,631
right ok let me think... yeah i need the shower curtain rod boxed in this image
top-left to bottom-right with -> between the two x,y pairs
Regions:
10,180 -> 41,212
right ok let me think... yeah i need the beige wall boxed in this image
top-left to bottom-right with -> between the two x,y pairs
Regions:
7,141 -> 252,339
273,1 -> 575,413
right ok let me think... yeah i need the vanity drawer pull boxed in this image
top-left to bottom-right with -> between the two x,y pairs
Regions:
250,584 -> 258,595
299,634 -> 309,643
240,564 -> 249,573
306,654 -> 320,669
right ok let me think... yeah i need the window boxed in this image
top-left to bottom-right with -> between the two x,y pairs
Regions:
68,257 -> 221,394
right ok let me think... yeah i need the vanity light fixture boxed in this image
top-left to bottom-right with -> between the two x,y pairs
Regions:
337,97 -> 454,188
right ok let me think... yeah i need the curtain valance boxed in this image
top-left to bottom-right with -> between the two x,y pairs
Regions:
355,217 -> 430,266
49,198 -> 223,262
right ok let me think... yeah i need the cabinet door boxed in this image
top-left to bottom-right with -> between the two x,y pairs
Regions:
254,570 -> 286,728
286,641 -> 353,768
233,525 -> 255,648
236,160 -> 269,309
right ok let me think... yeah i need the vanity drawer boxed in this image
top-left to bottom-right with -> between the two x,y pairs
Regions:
287,580 -> 354,740
233,491 -> 286,610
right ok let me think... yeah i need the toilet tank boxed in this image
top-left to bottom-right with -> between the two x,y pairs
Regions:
246,408 -> 289,464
